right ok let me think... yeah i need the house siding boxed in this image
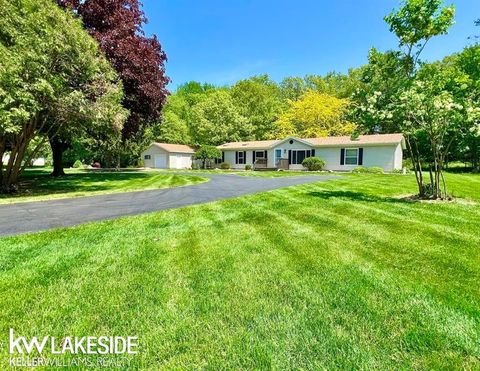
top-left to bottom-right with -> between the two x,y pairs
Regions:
168,153 -> 193,169
270,139 -> 313,169
141,146 -> 193,169
141,146 -> 167,168
315,145 -> 399,171
223,143 -> 401,171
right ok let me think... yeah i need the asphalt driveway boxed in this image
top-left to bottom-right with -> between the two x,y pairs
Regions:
0,173 -> 337,237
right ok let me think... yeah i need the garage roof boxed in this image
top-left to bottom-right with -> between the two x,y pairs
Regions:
152,143 -> 196,154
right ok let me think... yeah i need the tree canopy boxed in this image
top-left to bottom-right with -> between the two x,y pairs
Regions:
189,90 -> 252,145
273,91 -> 356,138
0,0 -> 126,191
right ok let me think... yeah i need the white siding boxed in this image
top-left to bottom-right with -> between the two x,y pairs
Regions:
141,146 -> 168,168
222,149 -> 257,169
315,147 -> 344,171
393,143 -> 403,170
169,153 -> 193,169
362,145 -> 397,171
141,145 -> 193,169
315,145 -> 399,172
221,141 -> 402,172
270,139 -> 313,169
223,151 -> 238,168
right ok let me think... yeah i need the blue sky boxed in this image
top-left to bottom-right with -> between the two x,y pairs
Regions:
142,0 -> 479,89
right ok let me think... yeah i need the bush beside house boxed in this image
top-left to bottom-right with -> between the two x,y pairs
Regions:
302,157 -> 326,171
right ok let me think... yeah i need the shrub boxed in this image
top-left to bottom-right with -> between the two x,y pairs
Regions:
220,162 -> 230,170
352,166 -> 384,174
403,158 -> 414,171
352,167 -> 368,173
367,166 -> 384,174
302,157 -> 325,171
245,164 -> 252,171
73,160 -> 83,169
392,168 -> 410,174
191,162 -> 199,170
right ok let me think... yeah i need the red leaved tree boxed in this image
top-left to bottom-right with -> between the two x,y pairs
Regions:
54,0 -> 169,174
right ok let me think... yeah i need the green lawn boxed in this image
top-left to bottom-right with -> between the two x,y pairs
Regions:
0,173 -> 479,369
0,169 -> 208,204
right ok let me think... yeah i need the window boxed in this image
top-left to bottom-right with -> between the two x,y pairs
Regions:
214,152 -> 225,164
236,151 -> 246,164
255,151 -> 265,159
345,148 -> 359,165
290,150 -> 311,165
144,155 -> 151,160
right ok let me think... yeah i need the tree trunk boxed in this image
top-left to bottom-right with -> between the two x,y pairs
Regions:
49,136 -> 67,177
405,135 -> 425,197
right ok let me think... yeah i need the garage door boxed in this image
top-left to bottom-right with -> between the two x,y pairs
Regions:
154,154 -> 167,168
170,154 -> 192,169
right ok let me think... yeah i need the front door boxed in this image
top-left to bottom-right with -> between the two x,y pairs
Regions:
275,149 -> 282,166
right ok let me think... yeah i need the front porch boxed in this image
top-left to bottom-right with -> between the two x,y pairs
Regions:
253,158 -> 289,171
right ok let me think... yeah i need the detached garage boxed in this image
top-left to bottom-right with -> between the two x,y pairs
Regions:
141,143 -> 195,169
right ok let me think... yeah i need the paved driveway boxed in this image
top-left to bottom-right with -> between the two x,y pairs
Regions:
0,173 -> 337,237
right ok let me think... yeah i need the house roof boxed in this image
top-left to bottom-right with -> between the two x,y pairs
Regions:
217,140 -> 281,150
305,133 -> 405,147
217,134 -> 404,150
152,143 -> 196,153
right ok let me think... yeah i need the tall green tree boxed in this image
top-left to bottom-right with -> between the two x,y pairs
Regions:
351,48 -> 407,133
398,61 -> 478,198
279,77 -> 307,101
357,0 -> 456,198
156,81 -> 216,146
384,0 -> 455,75
231,75 -> 282,140
304,72 -> 361,99
0,0 -> 126,191
449,45 -> 480,170
189,90 -> 252,145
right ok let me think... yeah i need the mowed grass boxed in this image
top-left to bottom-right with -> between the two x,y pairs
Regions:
0,169 -> 208,204
0,173 -> 479,369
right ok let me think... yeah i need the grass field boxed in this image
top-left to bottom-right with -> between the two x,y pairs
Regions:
0,169 -> 208,204
0,173 -> 479,369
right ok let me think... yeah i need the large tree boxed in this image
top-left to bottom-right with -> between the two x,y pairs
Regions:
398,61 -> 478,198
55,0 -> 169,171
0,0 -> 126,191
273,91 -> 356,139
351,48 -> 408,133
157,82 -> 215,145
157,95 -> 192,145
384,0 -> 455,75
355,0 -> 456,198
231,75 -> 282,140
189,90 -> 252,145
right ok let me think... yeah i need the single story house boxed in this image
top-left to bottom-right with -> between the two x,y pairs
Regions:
141,143 -> 195,169
217,133 -> 405,172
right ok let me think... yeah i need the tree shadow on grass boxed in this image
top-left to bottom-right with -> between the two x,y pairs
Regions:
5,171 -> 168,198
307,191 -> 411,204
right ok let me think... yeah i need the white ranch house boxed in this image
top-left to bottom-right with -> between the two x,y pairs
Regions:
142,133 -> 405,172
